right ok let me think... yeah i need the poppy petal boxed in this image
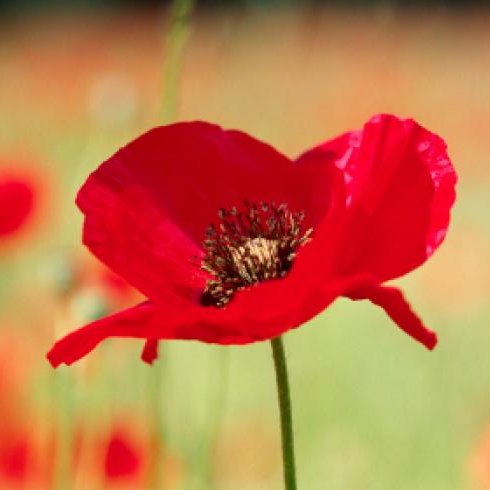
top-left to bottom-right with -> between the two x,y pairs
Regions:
77,122 -> 316,303
141,339 -> 159,365
47,300 -> 263,367
298,114 -> 457,281
78,167 -> 206,303
194,272 -> 374,343
48,270 -> 373,367
294,145 -> 349,230
48,302 -> 157,367
347,285 -> 437,350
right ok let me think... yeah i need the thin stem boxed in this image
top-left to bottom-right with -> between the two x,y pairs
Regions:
51,299 -> 76,490
271,336 -> 297,490
148,360 -> 166,490
161,0 -> 196,122
52,368 -> 75,490
203,348 -> 229,489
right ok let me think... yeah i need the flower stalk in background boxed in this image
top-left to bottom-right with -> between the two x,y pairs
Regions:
161,0 -> 196,123
47,113 -> 457,488
149,0 -> 196,488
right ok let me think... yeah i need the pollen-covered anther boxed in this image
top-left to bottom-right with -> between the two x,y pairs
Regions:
200,201 -> 313,307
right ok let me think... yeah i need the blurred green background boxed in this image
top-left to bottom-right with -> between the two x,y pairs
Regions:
1,1 -> 489,489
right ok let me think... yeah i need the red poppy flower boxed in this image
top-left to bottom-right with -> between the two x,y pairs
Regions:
47,114 -> 457,367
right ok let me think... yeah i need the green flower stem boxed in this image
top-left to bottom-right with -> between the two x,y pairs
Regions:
51,303 -> 76,490
148,359 -> 166,490
203,348 -> 229,489
161,0 -> 196,122
52,367 -> 75,490
271,336 -> 298,490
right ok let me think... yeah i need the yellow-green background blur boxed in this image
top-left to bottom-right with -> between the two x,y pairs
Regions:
1,2 -> 490,489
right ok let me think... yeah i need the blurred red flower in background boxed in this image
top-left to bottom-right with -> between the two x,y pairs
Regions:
0,158 -> 47,253
104,430 -> 141,481
0,417 -> 173,489
92,423 -> 181,489
0,427 -> 42,489
0,172 -> 35,239
0,339 -> 48,489
48,114 -> 457,367
0,334 -> 175,488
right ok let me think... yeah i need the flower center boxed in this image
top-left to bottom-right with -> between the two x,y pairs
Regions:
200,201 -> 312,307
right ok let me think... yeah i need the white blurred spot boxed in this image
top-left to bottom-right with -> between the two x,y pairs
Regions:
88,73 -> 139,128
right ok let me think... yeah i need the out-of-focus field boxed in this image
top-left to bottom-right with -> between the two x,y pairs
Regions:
1,5 -> 490,489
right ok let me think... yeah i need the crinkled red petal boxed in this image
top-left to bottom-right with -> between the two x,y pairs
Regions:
347,285 -> 437,350
297,114 -> 457,282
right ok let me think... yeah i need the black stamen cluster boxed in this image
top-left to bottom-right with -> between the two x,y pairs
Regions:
200,201 -> 312,307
